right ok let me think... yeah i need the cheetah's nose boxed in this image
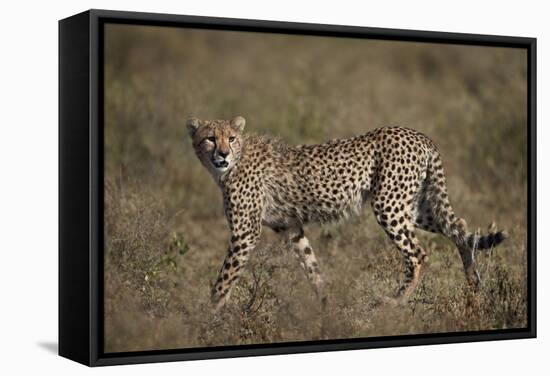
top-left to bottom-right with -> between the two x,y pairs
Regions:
218,150 -> 229,158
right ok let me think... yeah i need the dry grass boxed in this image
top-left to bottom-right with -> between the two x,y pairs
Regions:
103,24 -> 528,353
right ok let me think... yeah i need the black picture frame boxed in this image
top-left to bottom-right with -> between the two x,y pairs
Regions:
59,9 -> 537,367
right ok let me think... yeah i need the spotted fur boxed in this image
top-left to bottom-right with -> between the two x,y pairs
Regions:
187,116 -> 508,311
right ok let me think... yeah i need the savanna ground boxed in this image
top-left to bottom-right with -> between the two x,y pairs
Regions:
103,24 -> 528,353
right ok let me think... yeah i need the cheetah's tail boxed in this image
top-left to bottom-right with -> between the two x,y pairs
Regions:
451,218 -> 508,252
466,228 -> 508,251
425,152 -> 508,252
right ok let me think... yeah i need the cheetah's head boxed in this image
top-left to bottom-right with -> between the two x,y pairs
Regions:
187,116 -> 246,178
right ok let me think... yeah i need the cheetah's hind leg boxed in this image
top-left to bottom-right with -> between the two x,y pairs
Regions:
413,179 -> 483,289
413,163 -> 507,290
373,207 -> 428,305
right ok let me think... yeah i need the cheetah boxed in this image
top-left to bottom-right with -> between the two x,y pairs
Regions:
187,116 -> 508,312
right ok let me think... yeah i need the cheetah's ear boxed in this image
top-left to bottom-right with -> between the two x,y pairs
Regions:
230,116 -> 246,132
186,117 -> 201,136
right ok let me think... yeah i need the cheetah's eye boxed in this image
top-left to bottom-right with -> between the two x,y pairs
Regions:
206,136 -> 216,143
229,136 -> 236,143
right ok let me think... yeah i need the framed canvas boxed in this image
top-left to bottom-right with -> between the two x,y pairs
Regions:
59,9 -> 537,366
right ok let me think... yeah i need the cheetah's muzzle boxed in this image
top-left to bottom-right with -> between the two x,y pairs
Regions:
213,160 -> 228,168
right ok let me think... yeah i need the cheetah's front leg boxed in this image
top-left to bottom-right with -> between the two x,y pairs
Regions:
211,221 -> 261,312
287,227 -> 327,307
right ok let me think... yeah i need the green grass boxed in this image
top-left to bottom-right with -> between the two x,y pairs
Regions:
103,24 -> 528,352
